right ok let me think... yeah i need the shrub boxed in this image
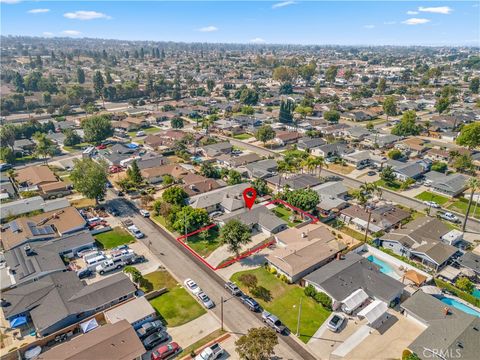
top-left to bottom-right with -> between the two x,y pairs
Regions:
251,286 -> 272,302
239,274 -> 258,290
455,277 -> 474,293
279,274 -> 289,283
314,292 -> 332,310
435,278 -> 480,307
304,284 -> 317,298
269,267 -> 277,275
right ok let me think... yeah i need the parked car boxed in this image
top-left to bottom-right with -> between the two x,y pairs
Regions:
438,212 -> 460,223
0,163 -> 12,172
197,292 -> 215,309
136,130 -> 146,137
151,342 -> 181,360
261,310 -> 287,334
140,209 -> 150,217
76,268 -> 93,279
224,281 -> 242,296
127,225 -> 145,239
106,207 -> 120,216
241,296 -> 260,312
327,314 -> 345,332
194,343 -> 224,360
127,254 -> 146,265
96,144 -> 107,150
143,330 -> 169,350
184,278 -> 202,295
112,244 -> 129,251
423,200 -> 440,209
367,171 -> 376,176
95,259 -> 125,275
136,320 -> 164,340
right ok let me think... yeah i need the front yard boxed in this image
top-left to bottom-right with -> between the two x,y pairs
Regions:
447,198 -> 480,219
184,227 -> 222,258
233,133 -> 253,140
230,267 -> 331,343
95,227 -> 135,249
375,179 -> 402,191
414,191 -> 450,205
142,270 -> 206,327
272,206 -> 303,227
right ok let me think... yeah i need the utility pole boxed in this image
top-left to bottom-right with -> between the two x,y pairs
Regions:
221,296 -> 224,331
296,297 -> 303,336
364,209 -> 372,243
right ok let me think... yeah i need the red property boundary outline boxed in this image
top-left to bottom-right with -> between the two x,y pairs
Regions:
175,199 -> 318,271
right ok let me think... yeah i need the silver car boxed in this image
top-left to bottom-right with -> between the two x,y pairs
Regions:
197,292 -> 215,309
327,314 -> 345,332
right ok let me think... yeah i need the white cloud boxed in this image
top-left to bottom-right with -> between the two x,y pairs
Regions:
64,11 -> 111,20
42,32 -> 54,37
272,1 -> 296,9
0,0 -> 22,4
364,25 -> 375,29
402,18 -> 431,25
418,6 -> 452,15
62,30 -> 82,36
250,37 -> 266,44
198,25 -> 218,32
407,11 -> 419,15
28,9 -> 50,14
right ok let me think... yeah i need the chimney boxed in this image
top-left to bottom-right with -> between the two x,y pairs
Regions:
301,232 -> 307,238
444,307 -> 450,316
24,244 -> 32,256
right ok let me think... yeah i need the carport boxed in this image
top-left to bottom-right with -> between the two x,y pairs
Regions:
357,300 -> 388,325
341,289 -> 369,314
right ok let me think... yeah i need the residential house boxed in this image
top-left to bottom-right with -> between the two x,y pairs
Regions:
388,159 -> 431,181
0,206 -> 87,251
37,320 -> 145,360
182,174 -> 223,197
1,272 -> 136,336
401,291 -> 478,360
297,137 -> 326,152
112,117 -> 148,131
104,296 -> 156,329
265,174 -> 322,192
13,139 -> 35,155
312,181 -> 349,214
342,150 -> 372,169
189,183 -> 250,214
140,164 -> 190,184
363,134 -> 401,149
379,217 -> 461,271
15,165 -> 70,198
144,130 -> 189,151
217,205 -> 288,236
304,252 -> 405,309
424,171 -> 468,197
311,143 -> 350,159
457,252 -> 480,277
342,110 -> 373,122
217,153 -> 261,168
0,196 -> 69,223
136,154 -> 170,170
244,159 -> 278,179
344,126 -> 371,141
273,131 -> 302,147
98,144 -> 138,167
201,141 -> 233,158
266,224 -> 346,282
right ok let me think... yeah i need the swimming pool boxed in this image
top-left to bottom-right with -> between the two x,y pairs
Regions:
472,288 -> 480,299
367,255 -> 401,280
440,297 -> 480,317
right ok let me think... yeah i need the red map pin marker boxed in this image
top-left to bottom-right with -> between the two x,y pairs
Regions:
243,187 -> 257,210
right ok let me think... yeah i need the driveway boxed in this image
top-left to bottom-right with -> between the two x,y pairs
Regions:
168,312 -> 221,350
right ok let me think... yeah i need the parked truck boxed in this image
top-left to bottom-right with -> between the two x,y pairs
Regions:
261,310 -> 287,334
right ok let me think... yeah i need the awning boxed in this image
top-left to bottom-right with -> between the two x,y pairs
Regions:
404,269 -> 427,286
342,289 -> 369,312
357,300 -> 388,325
10,316 -> 27,328
80,318 -> 99,333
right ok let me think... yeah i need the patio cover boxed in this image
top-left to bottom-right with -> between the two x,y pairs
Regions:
342,289 -> 369,312
80,318 -> 99,333
10,316 -> 27,328
351,218 -> 383,233
357,299 -> 388,325
404,269 -> 427,286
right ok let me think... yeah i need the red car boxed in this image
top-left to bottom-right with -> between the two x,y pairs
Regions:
109,166 -> 123,174
96,144 -> 107,150
151,342 -> 180,360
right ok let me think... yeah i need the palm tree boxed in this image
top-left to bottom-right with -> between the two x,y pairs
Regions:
301,156 -> 317,175
277,160 -> 289,192
352,189 -> 368,208
201,116 -> 214,135
462,178 -> 479,232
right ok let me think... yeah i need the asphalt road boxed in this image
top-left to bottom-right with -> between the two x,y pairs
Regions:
106,193 -> 314,360
221,137 -> 480,234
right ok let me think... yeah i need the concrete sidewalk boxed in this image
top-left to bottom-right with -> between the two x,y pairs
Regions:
168,312 -> 221,349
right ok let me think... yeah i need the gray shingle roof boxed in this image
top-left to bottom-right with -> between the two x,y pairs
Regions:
218,205 -> 287,233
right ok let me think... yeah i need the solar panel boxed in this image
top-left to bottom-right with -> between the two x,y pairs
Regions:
10,221 -> 20,233
29,223 -> 55,236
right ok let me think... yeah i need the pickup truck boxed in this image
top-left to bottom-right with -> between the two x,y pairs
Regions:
95,259 -> 125,275
194,343 -> 224,360
262,310 -> 287,334
438,212 -> 460,224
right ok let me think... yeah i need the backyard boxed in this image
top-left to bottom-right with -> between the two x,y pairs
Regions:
95,227 -> 135,249
184,227 -> 222,258
272,206 -> 303,227
142,270 -> 206,327
231,267 -> 331,343
415,191 -> 450,205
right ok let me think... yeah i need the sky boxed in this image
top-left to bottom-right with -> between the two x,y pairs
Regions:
1,1 -> 479,46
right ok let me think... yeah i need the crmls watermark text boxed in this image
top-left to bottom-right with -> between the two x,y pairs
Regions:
423,348 -> 463,359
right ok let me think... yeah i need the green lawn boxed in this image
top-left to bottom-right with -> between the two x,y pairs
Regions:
127,126 -> 161,137
447,198 -> 480,219
142,270 -> 206,327
233,133 -> 253,140
415,191 -> 450,205
95,227 -> 135,249
375,179 -> 402,191
185,228 -> 222,258
272,206 -> 302,227
231,268 -> 331,343
63,142 -> 91,153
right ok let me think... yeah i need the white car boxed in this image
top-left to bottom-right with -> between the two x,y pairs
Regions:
423,200 -> 440,208
327,313 -> 345,332
140,209 -> 150,217
439,212 -> 460,223
195,343 -> 224,360
197,292 -> 215,309
184,278 -> 202,295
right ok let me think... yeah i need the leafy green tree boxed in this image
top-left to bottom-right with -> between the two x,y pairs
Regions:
76,68 -> 85,84
325,65 -> 338,83
431,161 -> 448,173
127,160 -> 143,185
278,99 -> 294,123
171,116 -> 184,129
366,122 -> 374,131
81,115 -> 113,144
272,66 -> 297,83
123,266 -> 144,286
241,105 -> 255,115
251,178 -> 270,196
239,88 -> 259,105
206,79 -> 215,92
380,165 -> 396,184
14,72 -> 24,92
455,277 -> 474,293
387,149 -> 402,160
255,125 -> 276,146
377,77 -> 386,94
171,206 -> 209,234
63,128 -> 82,147
162,174 -> 174,185
227,169 -> 242,185
284,188 -> 319,212
382,96 -> 397,120
93,71 -> 105,97
469,77 -> 479,94
0,124 -> 17,150
462,178 -> 479,232
323,110 -> 340,124
33,132 -> 57,164
70,158 -> 108,203
295,106 -> 313,119
435,97 -> 450,114
219,219 -> 252,256
238,274 -> 258,290
452,154 -> 474,173
456,122 -> 480,149
391,110 -> 421,136
235,327 -> 278,360
279,82 -> 293,94
162,186 -> 188,206
299,61 -> 317,83
200,162 -> 220,179
0,147 -> 15,164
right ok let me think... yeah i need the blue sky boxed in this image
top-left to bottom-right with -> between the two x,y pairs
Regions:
1,1 -> 478,46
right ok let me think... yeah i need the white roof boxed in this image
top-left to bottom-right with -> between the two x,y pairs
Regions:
104,297 -> 155,324
342,289 -> 369,312
357,299 -> 388,324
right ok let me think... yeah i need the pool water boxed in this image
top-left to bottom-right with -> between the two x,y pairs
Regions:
440,297 -> 480,317
367,255 -> 401,280
472,289 -> 480,299
191,156 -> 203,163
